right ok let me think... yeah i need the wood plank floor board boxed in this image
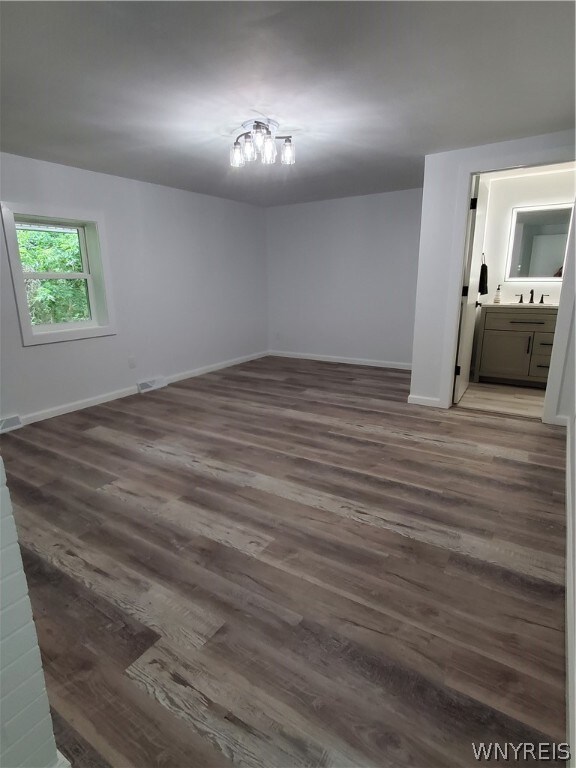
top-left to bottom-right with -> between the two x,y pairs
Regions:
22,547 -> 161,673
124,415 -> 562,511
14,505 -> 226,653
45,658 -> 232,768
51,708 -> 113,768
0,356 -> 566,767
80,432 -> 562,585
457,383 -> 546,420
96,381 -> 565,470
104,395 -> 563,476
125,641 -> 337,768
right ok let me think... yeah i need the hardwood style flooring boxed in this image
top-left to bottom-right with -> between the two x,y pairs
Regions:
1,357 -> 567,768
457,382 -> 546,420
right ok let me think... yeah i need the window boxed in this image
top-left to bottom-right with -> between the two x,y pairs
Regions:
2,203 -> 115,345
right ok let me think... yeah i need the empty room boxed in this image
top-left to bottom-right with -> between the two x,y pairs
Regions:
0,2 -> 575,767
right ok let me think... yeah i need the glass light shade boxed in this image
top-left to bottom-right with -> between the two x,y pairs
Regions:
261,134 -> 277,164
281,139 -> 295,165
243,136 -> 256,162
230,142 -> 245,167
252,124 -> 265,152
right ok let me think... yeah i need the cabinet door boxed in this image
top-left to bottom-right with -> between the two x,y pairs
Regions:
529,354 -> 551,380
479,330 -> 531,378
533,332 -> 555,356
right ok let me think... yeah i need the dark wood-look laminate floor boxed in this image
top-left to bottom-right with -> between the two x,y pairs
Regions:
1,357 -> 567,768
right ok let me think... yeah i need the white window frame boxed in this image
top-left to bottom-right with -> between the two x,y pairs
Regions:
1,202 -> 116,346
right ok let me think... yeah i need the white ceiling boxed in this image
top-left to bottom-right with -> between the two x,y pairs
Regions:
1,2 -> 574,207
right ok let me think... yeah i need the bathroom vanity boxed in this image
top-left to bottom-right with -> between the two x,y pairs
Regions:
473,304 -> 558,386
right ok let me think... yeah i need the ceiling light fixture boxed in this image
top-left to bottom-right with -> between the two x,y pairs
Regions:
230,119 -> 295,167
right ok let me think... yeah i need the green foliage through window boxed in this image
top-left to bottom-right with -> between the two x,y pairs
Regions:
24,279 -> 91,325
16,224 -> 91,325
16,226 -> 83,272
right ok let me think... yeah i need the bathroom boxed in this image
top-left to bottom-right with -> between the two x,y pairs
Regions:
453,161 -> 575,419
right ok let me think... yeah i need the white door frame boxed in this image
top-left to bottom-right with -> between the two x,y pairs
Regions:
409,130 -> 575,410
453,174 -> 491,403
542,210 -> 575,425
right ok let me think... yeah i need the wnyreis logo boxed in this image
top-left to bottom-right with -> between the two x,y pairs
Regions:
472,743 -> 570,761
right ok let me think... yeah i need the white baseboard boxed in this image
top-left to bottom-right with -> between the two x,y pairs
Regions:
54,749 -> 71,768
541,413 -> 569,427
407,393 -> 445,408
10,386 -> 139,431
2,351 -> 413,433
165,351 -> 268,384
0,352 -> 269,432
267,350 -> 411,371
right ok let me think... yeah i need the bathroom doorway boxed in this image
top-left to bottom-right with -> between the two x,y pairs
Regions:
453,161 -> 575,420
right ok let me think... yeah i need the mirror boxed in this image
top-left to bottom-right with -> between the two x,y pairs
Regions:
505,204 -> 573,281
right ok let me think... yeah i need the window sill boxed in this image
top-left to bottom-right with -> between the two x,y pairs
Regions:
21,323 -> 117,346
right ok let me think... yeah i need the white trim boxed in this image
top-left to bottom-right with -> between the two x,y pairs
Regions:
17,322 -> 117,346
267,350 -> 411,370
1,352 -> 269,431
1,201 -> 116,346
543,414 -> 570,427
54,749 -> 72,768
0,350 -> 416,432
543,211 -> 575,425
18,386 -> 138,429
407,394 -> 444,407
20,272 -> 87,280
165,351 -> 268,384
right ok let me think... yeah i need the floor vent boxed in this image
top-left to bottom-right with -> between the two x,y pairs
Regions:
137,378 -> 166,394
0,415 -> 23,433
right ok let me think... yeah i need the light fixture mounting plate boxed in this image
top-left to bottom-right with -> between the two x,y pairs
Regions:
241,118 -> 279,134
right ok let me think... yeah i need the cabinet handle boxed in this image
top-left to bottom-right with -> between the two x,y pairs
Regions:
526,337 -> 532,354
510,320 -> 546,324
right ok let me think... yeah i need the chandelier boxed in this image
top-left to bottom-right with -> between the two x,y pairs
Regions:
230,118 -> 295,167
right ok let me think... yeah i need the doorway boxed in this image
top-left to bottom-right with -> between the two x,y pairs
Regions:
453,161 -> 575,420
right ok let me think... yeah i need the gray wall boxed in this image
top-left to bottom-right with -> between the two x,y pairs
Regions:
0,153 -> 268,422
1,155 -> 424,424
265,189 -> 423,367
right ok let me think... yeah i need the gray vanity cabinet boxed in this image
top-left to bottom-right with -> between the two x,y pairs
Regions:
474,306 -> 557,385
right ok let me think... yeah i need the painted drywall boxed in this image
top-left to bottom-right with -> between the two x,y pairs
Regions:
265,189 -> 423,367
481,168 -> 575,306
0,458 -> 65,768
409,130 -> 575,408
557,314 -> 575,420
550,245 -> 575,758
0,153 -> 267,422
543,216 -> 575,427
